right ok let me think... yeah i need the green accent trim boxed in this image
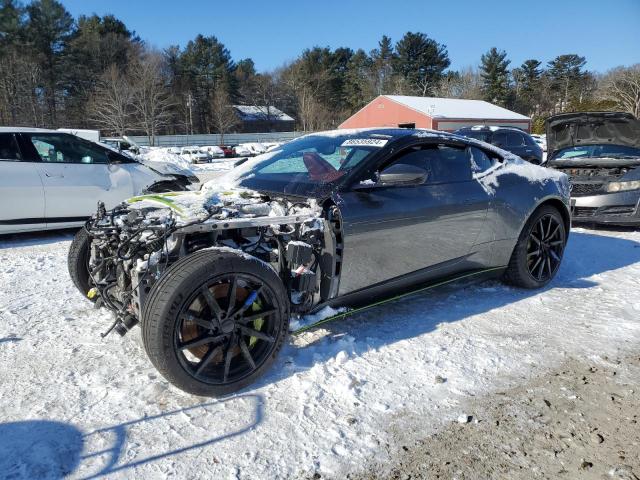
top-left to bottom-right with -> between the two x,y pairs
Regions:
127,194 -> 185,214
291,267 -> 505,335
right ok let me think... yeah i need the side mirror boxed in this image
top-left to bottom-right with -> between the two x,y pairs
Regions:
378,163 -> 428,186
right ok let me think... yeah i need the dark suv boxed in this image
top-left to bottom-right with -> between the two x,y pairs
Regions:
454,126 -> 543,164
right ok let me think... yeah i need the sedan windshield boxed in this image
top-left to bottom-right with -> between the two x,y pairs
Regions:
221,134 -> 387,196
552,144 -> 640,160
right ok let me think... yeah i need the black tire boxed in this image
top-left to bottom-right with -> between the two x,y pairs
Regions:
68,227 -> 93,300
503,205 -> 567,289
141,249 -> 289,396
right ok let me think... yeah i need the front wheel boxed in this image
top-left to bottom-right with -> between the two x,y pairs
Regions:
141,249 -> 289,396
503,205 -> 567,289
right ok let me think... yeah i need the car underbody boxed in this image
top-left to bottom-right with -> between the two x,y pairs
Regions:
84,187 -> 342,337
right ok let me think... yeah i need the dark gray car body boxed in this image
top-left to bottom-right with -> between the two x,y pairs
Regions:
546,112 -> 640,226
295,129 -> 570,310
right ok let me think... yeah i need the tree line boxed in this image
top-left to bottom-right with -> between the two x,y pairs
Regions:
1,0 -> 639,141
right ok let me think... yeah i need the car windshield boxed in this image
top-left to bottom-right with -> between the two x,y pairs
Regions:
220,134 -> 387,196
552,144 -> 640,160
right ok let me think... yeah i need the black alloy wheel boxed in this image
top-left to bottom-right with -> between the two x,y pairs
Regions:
175,273 -> 279,385
526,213 -> 565,282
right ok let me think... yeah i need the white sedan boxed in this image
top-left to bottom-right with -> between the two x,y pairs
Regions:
0,127 -> 198,234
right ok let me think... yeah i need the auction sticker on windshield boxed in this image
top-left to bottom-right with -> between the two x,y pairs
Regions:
341,138 -> 388,148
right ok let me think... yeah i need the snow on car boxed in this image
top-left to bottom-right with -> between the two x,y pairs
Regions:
200,145 -> 226,159
180,146 -> 211,164
67,128 -> 570,397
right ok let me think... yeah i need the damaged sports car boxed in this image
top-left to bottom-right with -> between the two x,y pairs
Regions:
68,128 -> 571,396
546,112 -> 640,225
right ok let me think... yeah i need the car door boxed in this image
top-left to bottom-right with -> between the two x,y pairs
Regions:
18,133 -> 135,223
0,132 -> 46,233
337,142 -> 491,294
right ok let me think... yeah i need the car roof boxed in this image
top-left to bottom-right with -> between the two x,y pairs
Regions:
0,126 -> 58,133
456,125 -> 528,133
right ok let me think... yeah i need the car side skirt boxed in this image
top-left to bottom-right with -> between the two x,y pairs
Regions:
294,265 -> 506,334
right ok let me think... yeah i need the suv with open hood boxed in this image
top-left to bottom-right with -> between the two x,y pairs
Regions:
546,112 -> 640,226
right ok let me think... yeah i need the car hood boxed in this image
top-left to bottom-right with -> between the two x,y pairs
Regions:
546,112 -> 640,158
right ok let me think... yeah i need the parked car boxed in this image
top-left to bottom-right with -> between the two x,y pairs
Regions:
180,146 -> 211,164
238,142 -> 267,156
219,145 -> 235,158
454,126 -> 544,164
69,127 -> 570,396
232,144 -> 252,157
546,111 -> 640,226
0,128 -> 197,234
201,146 -> 225,159
531,134 -> 547,153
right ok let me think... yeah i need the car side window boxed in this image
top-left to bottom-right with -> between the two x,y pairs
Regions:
506,131 -> 526,147
26,134 -> 109,164
468,147 -> 495,173
0,133 -> 22,161
384,144 -> 472,184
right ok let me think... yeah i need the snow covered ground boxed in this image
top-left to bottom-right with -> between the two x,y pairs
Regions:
0,227 -> 639,479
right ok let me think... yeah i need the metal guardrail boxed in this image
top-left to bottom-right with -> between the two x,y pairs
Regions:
128,131 -> 306,147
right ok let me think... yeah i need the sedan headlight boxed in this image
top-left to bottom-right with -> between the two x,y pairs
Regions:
606,180 -> 640,193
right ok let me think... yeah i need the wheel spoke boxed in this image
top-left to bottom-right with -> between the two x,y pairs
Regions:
545,257 -> 552,278
239,308 -> 277,324
239,325 -> 275,343
549,240 -> 564,246
194,345 -> 223,376
530,255 -> 543,273
223,343 -> 234,382
226,276 -> 237,316
527,249 -> 541,258
549,249 -> 561,262
182,312 -> 214,330
179,334 -> 225,351
546,223 -> 560,241
530,234 -> 541,246
201,286 -> 223,322
538,219 -> 546,239
238,336 -> 256,369
535,256 -> 545,280
234,286 -> 263,316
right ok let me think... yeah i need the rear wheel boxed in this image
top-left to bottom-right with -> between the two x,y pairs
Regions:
68,228 -> 93,300
141,249 -> 289,396
504,205 -> 567,289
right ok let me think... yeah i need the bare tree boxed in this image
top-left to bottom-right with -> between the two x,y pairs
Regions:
434,67 -> 483,99
88,64 -> 133,137
600,65 -> 640,117
210,85 -> 239,144
130,52 -> 174,145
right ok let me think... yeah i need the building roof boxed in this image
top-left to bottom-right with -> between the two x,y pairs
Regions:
233,105 -> 294,122
384,95 -> 530,120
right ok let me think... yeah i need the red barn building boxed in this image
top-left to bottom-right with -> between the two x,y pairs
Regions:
339,95 -> 531,132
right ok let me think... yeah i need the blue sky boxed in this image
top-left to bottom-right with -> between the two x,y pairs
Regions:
61,0 -> 639,72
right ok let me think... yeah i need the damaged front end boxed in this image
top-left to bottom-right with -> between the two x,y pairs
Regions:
84,186 -> 340,337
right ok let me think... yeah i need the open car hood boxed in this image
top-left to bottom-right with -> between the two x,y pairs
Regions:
546,112 -> 640,158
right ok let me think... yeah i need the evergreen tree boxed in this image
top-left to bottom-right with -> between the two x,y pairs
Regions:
24,0 -> 74,125
394,32 -> 450,96
480,47 -> 511,106
547,54 -> 587,111
370,35 -> 395,94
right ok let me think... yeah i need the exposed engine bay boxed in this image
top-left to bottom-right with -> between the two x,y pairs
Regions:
84,186 -> 342,337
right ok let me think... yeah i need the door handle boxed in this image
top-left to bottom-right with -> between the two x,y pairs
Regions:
44,172 -> 64,178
